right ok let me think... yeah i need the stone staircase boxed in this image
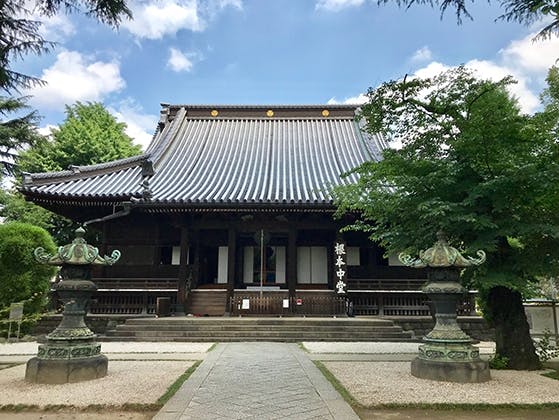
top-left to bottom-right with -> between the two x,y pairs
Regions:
186,289 -> 228,316
102,317 -> 416,342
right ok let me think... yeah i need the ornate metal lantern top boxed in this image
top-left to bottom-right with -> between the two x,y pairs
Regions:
399,231 -> 486,268
34,227 -> 121,266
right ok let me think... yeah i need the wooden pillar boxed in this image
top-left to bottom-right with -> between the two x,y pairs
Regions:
287,227 -> 297,299
226,228 -> 237,314
176,226 -> 190,316
192,229 -> 200,288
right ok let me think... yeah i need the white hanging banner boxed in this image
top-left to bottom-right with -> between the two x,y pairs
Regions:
334,242 -> 347,294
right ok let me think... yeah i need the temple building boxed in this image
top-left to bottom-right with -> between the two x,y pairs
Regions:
21,104 -> 447,317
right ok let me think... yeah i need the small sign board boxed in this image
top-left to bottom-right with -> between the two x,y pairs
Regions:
8,302 -> 24,341
296,298 -> 303,306
241,299 -> 250,310
282,299 -> 289,308
9,302 -> 24,321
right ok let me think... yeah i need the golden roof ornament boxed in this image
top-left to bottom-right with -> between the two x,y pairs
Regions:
398,231 -> 486,268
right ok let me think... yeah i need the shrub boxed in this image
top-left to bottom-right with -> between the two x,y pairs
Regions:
0,222 -> 57,316
489,353 -> 509,369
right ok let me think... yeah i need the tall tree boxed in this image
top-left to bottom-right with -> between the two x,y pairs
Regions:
18,101 -> 142,173
333,66 -> 559,370
379,0 -> 559,39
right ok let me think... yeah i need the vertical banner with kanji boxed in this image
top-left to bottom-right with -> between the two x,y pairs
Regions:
334,242 -> 347,294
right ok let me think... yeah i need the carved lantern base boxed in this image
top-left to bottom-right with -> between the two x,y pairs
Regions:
411,274 -> 490,383
25,279 -> 107,384
411,356 -> 490,383
25,353 -> 108,384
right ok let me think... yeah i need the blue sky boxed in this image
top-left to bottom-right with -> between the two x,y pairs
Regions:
16,0 -> 559,149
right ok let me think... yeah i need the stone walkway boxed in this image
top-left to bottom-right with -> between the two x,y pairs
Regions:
154,342 -> 359,420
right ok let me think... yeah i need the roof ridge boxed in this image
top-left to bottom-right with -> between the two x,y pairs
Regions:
23,153 -> 149,186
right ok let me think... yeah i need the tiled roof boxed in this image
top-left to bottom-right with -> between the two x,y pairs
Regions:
22,105 -> 387,208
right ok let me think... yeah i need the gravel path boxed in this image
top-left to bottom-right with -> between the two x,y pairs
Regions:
0,361 -> 193,407
325,361 -> 559,406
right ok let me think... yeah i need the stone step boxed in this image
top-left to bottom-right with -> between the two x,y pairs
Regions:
110,324 -> 405,333
123,318 -> 396,326
129,331 -> 411,339
103,316 -> 415,342
100,336 -> 417,342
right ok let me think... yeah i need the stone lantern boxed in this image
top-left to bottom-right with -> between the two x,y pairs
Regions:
399,231 -> 490,383
25,227 -> 121,384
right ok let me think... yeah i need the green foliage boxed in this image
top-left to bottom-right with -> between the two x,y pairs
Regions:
0,96 -> 43,176
335,66 -> 559,293
489,353 -> 510,369
542,370 -> 559,380
0,188 -> 75,244
535,329 -> 559,362
380,1 -> 559,39
18,102 -> 142,174
334,66 -> 559,368
0,222 -> 56,315
0,307 -> 44,339
157,361 -> 202,405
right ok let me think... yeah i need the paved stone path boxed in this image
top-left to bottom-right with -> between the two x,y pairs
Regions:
154,342 -> 359,420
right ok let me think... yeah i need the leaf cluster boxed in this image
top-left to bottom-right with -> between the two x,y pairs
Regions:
334,66 -> 559,292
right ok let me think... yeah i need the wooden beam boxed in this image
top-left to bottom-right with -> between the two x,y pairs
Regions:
226,228 -> 237,313
177,226 -> 190,315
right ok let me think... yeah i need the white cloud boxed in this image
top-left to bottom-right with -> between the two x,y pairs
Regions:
37,124 -> 57,138
37,14 -> 75,41
123,0 -> 203,39
499,33 -> 559,73
122,0 -> 243,40
28,51 -> 125,110
327,93 -> 368,105
412,32 -> 559,114
109,100 -> 157,150
315,0 -> 365,11
167,48 -> 194,72
410,46 -> 433,63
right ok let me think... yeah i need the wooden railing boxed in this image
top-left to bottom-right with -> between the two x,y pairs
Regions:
347,278 -> 427,290
89,291 -> 177,315
230,295 -> 347,316
348,291 -> 477,316
92,278 -> 178,290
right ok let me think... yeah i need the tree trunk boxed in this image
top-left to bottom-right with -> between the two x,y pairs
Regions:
485,286 -> 541,370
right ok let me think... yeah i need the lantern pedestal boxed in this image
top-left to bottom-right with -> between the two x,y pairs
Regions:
411,357 -> 489,383
25,279 -> 107,384
411,270 -> 490,383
